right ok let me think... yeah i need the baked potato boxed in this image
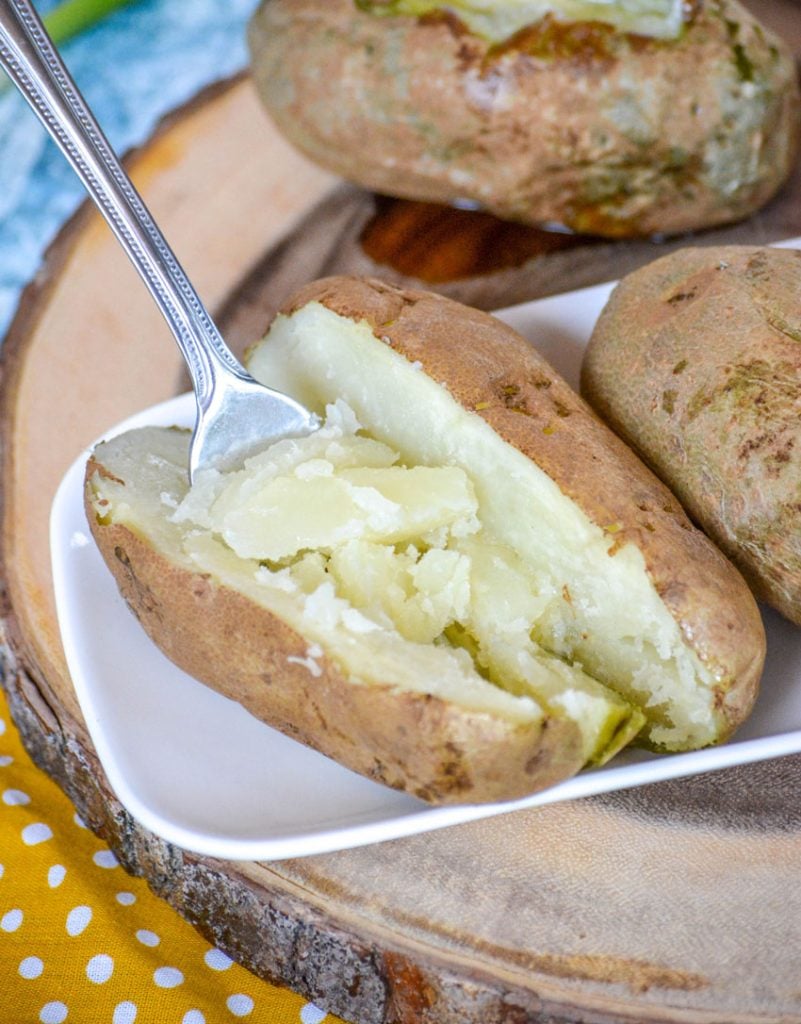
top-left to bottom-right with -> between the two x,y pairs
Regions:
583,244 -> 801,625
248,0 -> 800,238
85,277 -> 764,804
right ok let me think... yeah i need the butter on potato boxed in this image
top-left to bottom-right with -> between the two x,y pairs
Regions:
86,277 -> 764,804
358,0 -> 687,41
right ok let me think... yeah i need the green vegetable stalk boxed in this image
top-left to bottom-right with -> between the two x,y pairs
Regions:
44,0 -> 139,47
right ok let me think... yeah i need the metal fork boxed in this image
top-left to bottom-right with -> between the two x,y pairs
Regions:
0,0 -> 319,482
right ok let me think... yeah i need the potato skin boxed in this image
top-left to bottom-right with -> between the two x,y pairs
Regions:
86,275 -> 765,802
85,468 -> 584,805
282,275 -> 764,737
582,245 -> 801,626
248,0 -> 799,238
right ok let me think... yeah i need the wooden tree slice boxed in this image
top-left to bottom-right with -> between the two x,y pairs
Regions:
4,65 -> 801,1024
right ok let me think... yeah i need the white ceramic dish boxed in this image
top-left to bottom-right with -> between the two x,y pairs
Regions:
51,248 -> 801,861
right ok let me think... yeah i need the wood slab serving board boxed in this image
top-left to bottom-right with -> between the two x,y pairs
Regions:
5,29 -> 801,1022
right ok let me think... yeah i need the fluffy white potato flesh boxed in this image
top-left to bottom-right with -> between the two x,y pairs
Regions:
92,427 -> 534,726
246,301 -> 722,750
92,402 -> 642,766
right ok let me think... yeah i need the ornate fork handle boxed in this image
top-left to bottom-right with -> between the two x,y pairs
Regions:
0,0 -> 242,405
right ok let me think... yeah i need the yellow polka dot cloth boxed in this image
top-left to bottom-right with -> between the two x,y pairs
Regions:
0,687 -> 349,1024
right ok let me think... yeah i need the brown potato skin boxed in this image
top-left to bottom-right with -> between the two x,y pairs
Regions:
85,274 -> 766,804
85,466 -> 584,805
248,0 -> 799,238
582,245 -> 801,626
282,275 -> 765,738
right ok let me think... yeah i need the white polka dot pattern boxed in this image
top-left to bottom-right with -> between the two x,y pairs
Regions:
227,994 -> 255,1017
93,850 -> 119,869
112,1001 -> 138,1024
39,1002 -> 68,1024
204,948 -> 233,971
48,865 -> 66,888
3,788 -> 31,806
1,908 -> 23,932
66,905 -> 93,936
0,685 -> 347,1023
301,1004 -> 329,1024
22,823 -> 53,845
19,955 -> 44,979
86,953 -> 114,984
154,966 -> 184,988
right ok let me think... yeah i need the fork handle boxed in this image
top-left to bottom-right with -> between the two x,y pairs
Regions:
0,0 -> 242,405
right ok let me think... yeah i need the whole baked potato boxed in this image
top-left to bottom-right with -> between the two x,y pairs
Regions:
583,244 -> 801,625
248,0 -> 800,238
85,277 -> 764,804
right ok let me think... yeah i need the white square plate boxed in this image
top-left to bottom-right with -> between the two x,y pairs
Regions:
51,244 -> 801,861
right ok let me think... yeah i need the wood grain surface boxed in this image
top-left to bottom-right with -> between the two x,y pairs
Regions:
4,10 -> 801,1018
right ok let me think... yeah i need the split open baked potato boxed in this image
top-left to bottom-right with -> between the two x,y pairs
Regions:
248,0 -> 800,238
85,277 -> 765,804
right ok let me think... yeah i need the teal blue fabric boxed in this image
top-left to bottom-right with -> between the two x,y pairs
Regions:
0,0 -> 260,333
